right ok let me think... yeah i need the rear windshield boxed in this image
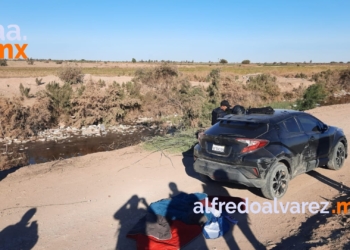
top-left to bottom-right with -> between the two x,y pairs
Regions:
206,120 -> 268,138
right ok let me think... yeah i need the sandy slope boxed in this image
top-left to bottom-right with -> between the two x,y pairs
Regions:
0,104 -> 349,250
0,75 -> 133,98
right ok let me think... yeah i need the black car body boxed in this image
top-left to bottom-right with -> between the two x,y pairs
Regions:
193,109 -> 348,199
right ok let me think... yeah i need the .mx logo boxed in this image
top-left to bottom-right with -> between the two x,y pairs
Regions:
0,24 -> 28,59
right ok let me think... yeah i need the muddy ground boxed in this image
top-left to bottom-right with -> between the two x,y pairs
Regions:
0,103 -> 349,250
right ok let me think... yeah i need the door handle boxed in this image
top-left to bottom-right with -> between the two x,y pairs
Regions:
310,136 -> 315,141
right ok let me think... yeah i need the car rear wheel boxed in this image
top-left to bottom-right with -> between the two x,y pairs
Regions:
327,141 -> 346,170
261,163 -> 289,200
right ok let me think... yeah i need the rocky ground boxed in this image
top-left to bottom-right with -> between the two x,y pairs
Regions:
0,122 -> 159,145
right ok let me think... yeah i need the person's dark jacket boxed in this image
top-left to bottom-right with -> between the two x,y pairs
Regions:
211,107 -> 229,125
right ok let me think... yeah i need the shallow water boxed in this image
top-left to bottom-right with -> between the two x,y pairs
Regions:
1,127 -> 158,166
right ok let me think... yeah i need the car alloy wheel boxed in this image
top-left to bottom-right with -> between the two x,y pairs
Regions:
335,144 -> 345,168
327,141 -> 346,170
272,169 -> 288,197
261,162 -> 290,200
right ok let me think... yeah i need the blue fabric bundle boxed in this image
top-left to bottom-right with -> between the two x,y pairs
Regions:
148,192 -> 207,225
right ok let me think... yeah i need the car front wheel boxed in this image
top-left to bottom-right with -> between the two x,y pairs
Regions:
261,162 -> 290,200
327,141 -> 346,170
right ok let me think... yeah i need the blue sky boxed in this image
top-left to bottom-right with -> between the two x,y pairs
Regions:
1,0 -> 350,62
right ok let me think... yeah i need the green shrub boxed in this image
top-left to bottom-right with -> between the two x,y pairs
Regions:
57,66 -> 84,84
56,60 -> 63,64
295,73 -> 307,79
132,58 -> 136,63
76,85 -> 86,96
242,60 -> 250,64
219,59 -> 228,64
70,80 -> 142,127
19,83 -> 31,98
125,81 -> 141,98
311,69 -> 333,83
296,83 -> 327,110
207,68 -> 221,105
178,83 -> 208,128
134,63 -> 179,90
0,59 -> 7,66
135,64 -> 210,128
245,74 -> 280,100
45,82 -> 73,117
36,78 -> 44,86
26,58 -> 34,65
97,79 -> 106,88
338,69 -> 350,90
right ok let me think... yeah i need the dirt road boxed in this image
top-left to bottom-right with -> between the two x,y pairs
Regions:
0,104 -> 349,250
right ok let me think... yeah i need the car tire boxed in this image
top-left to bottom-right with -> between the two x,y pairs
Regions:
327,141 -> 346,170
261,162 -> 289,200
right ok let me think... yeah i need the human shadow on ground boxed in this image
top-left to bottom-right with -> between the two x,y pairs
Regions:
202,170 -> 266,250
113,179 -> 265,250
114,184 -> 208,250
182,148 -> 262,197
114,195 -> 150,250
0,208 -> 39,250
271,171 -> 350,250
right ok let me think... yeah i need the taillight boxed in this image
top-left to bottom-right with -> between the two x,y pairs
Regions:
236,138 -> 269,153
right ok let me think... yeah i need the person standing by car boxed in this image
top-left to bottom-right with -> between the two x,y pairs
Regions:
211,100 -> 231,125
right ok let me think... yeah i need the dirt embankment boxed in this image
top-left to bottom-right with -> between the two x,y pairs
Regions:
0,103 -> 349,250
0,74 -> 312,101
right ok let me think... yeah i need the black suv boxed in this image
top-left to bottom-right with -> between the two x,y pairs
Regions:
193,108 -> 348,199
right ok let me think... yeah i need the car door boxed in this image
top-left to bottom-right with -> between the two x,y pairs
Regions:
296,114 -> 323,171
277,117 -> 309,176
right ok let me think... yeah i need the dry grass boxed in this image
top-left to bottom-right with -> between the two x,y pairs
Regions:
0,152 -> 28,171
1,64 -> 350,140
0,96 -> 52,139
1,61 -> 349,78
180,64 -> 350,77
142,129 -> 198,154
0,67 -> 136,78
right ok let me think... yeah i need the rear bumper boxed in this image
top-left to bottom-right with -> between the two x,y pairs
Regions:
193,158 -> 265,188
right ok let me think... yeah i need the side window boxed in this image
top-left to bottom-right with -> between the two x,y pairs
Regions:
283,117 -> 301,133
297,115 -> 321,133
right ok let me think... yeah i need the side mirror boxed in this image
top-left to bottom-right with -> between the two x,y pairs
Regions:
322,124 -> 328,132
